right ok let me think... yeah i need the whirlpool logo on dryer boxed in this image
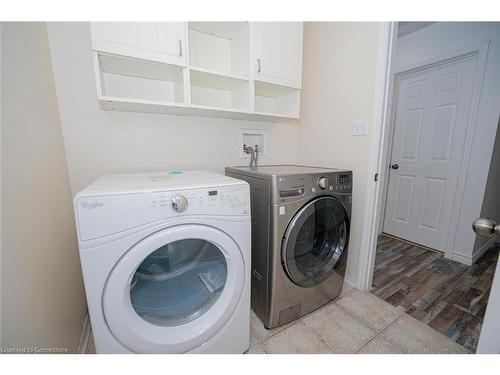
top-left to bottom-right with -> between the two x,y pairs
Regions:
81,200 -> 104,210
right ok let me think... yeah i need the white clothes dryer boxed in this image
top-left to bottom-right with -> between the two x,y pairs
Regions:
74,171 -> 251,353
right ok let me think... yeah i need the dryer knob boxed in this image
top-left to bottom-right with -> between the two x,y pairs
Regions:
172,195 -> 188,212
318,177 -> 328,190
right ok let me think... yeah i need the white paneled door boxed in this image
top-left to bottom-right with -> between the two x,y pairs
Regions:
383,55 -> 478,251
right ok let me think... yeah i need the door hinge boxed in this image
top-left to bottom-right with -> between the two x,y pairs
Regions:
374,173 -> 379,182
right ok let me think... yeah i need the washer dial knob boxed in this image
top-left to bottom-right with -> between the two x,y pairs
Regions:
318,177 -> 328,190
172,195 -> 188,212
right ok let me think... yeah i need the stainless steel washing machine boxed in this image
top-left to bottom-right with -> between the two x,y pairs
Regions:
225,165 -> 352,329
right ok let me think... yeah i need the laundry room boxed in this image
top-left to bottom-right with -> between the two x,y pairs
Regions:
1,1 -> 500,373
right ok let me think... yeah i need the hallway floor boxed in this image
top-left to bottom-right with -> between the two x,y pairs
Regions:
370,234 -> 499,353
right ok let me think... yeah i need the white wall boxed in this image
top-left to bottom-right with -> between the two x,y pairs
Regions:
474,119 -> 500,254
395,22 -> 500,264
1,22 -> 86,352
298,22 -> 381,284
46,23 -> 299,195
478,118 -> 500,248
397,22 -> 435,38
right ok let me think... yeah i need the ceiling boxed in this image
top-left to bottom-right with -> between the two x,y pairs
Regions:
398,22 -> 436,37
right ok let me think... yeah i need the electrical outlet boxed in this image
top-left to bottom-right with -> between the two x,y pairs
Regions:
352,119 -> 369,136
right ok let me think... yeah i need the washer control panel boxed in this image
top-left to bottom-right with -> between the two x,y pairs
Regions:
332,172 -> 352,193
336,173 -> 351,185
149,185 -> 249,213
76,184 -> 250,241
171,195 -> 188,212
318,176 -> 328,189
274,171 -> 352,203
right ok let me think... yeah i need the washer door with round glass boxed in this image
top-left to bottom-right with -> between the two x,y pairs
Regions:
282,196 -> 349,288
103,224 -> 245,353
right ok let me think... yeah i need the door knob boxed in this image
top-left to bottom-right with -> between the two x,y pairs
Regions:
391,164 -> 399,170
472,218 -> 500,237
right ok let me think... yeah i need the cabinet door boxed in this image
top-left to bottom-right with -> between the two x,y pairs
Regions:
90,22 -> 186,66
253,22 -> 303,88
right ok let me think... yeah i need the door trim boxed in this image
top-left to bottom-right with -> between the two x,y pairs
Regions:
356,22 -> 397,291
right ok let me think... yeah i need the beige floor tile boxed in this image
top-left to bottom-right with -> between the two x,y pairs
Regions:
357,335 -> 406,354
245,343 -> 267,354
86,332 -> 96,354
250,309 -> 293,342
339,283 -> 356,298
336,289 -> 403,331
250,333 -> 259,346
381,314 -> 469,354
302,303 -> 376,353
262,321 -> 334,354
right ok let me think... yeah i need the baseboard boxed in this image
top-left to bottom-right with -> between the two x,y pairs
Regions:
450,252 -> 473,266
344,275 -> 357,289
450,236 -> 497,266
77,312 -> 90,354
472,236 -> 497,264
382,232 -> 443,255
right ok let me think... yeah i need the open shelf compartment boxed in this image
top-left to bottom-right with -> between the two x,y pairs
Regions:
188,22 -> 249,78
94,52 -> 186,104
254,81 -> 300,118
190,69 -> 251,112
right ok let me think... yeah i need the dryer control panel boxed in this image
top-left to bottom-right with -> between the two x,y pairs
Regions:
75,184 -> 250,241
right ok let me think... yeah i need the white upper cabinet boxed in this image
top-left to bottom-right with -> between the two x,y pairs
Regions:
252,22 -> 303,88
90,22 -> 186,66
90,22 -> 304,121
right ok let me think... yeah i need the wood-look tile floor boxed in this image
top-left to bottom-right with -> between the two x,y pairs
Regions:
370,233 -> 499,353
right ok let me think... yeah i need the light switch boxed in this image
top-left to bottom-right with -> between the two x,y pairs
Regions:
353,119 -> 369,136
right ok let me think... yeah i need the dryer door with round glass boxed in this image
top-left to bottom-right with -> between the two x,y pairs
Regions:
102,224 -> 245,353
282,196 -> 349,288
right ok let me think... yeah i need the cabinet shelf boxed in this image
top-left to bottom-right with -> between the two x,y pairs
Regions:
189,67 -> 249,90
190,69 -> 251,112
98,97 -> 296,122
189,65 -> 248,86
254,81 -> 300,119
99,96 -> 188,115
94,52 -> 185,104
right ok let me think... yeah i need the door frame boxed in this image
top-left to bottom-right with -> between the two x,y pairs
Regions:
356,23 -> 491,291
